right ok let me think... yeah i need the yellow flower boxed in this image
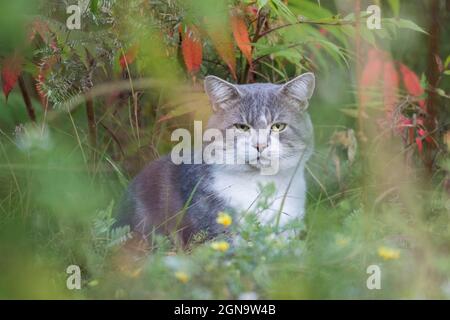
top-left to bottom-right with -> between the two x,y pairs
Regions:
216,212 -> 232,227
378,246 -> 400,260
87,279 -> 99,287
336,237 -> 350,247
211,241 -> 230,252
175,271 -> 190,283
128,267 -> 143,278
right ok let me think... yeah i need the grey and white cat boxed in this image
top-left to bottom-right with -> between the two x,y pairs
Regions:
117,73 -> 315,245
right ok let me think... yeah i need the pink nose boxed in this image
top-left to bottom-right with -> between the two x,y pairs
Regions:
255,143 -> 268,152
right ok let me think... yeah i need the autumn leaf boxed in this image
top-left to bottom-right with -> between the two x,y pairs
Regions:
210,33 -> 236,79
383,60 -> 399,114
1,54 -> 23,101
359,49 -> 383,107
360,49 -> 384,87
231,12 -> 252,66
415,136 -> 423,153
181,26 -> 203,74
205,16 -> 237,80
119,44 -> 139,70
399,63 -> 425,109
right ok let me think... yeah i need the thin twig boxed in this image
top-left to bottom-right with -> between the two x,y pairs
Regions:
18,76 -> 36,122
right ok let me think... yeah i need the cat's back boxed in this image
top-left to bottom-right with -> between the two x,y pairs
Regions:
118,156 -> 225,243
122,156 -> 185,237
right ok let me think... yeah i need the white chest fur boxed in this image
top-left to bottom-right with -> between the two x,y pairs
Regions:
212,166 -> 307,227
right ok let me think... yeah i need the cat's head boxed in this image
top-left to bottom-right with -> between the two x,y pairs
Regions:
204,73 -> 315,174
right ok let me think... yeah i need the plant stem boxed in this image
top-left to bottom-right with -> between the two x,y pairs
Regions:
85,96 -> 97,148
18,76 -> 36,122
425,0 -> 440,175
244,11 -> 265,83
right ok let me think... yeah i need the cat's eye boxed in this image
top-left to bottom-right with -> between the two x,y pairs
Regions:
271,123 -> 287,132
234,123 -> 251,132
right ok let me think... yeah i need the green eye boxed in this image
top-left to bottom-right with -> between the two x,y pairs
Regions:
271,123 -> 287,132
234,123 -> 250,131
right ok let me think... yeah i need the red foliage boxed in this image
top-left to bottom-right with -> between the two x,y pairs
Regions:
399,63 -> 425,109
383,60 -> 399,115
231,12 -> 252,66
119,45 -> 139,70
360,48 -> 430,155
1,54 -> 23,101
359,48 -> 383,107
180,26 -> 203,74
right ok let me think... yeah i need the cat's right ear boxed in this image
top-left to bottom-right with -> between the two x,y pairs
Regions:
204,76 -> 241,112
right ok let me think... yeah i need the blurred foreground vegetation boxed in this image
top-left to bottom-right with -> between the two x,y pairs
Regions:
0,0 -> 450,299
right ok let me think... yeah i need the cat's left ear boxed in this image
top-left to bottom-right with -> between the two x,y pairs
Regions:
204,76 -> 242,112
279,72 -> 315,110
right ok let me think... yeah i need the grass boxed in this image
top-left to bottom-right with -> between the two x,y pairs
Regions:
0,97 -> 449,299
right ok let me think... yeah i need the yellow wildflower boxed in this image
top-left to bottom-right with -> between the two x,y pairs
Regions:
216,212 -> 232,227
87,279 -> 99,287
336,237 -> 350,247
128,267 -> 143,278
175,271 -> 190,283
378,246 -> 400,260
211,241 -> 230,252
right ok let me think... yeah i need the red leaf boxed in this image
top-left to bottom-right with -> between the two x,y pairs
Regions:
359,49 -> 383,107
319,28 -> 329,36
181,26 -> 203,74
418,127 -> 433,144
415,136 -> 423,153
1,55 -> 23,101
231,12 -> 252,66
383,60 -> 399,114
119,45 -> 139,70
408,127 -> 415,144
361,49 -> 384,86
399,63 -> 425,109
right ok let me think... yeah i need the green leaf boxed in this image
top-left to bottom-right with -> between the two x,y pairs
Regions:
360,25 -> 376,46
444,70 -> 450,76
270,0 -> 297,23
289,0 -> 334,19
339,108 -> 358,118
257,0 -> 269,9
386,18 -> 428,35
90,0 -> 99,14
444,55 -> 450,69
313,39 -> 349,68
388,0 -> 400,17
254,42 -> 305,58
436,88 -> 447,97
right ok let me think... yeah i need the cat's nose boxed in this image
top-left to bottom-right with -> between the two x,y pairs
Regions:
255,143 -> 268,153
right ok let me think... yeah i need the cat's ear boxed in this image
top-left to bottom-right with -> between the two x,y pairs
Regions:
279,73 -> 315,109
204,76 -> 241,112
